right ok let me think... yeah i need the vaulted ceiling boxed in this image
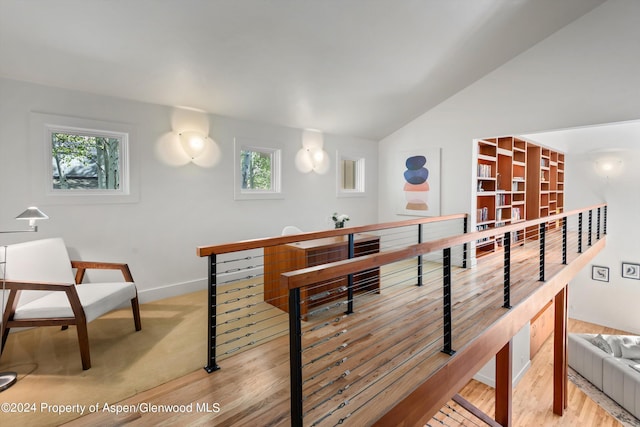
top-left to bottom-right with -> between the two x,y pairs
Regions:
0,0 -> 605,140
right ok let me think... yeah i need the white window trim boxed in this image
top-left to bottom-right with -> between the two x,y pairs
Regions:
46,124 -> 129,196
336,150 -> 366,197
233,137 -> 283,200
30,112 -> 139,205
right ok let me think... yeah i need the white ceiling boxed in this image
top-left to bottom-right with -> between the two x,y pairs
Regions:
524,120 -> 640,155
0,0 -> 605,140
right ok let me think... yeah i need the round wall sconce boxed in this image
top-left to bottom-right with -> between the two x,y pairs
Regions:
594,157 -> 623,177
173,130 -> 221,167
589,149 -> 625,179
295,129 -> 330,174
179,131 -> 208,160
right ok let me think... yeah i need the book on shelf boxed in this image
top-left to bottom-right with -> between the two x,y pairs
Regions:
512,207 -> 521,221
477,207 -> 490,222
477,164 -> 492,178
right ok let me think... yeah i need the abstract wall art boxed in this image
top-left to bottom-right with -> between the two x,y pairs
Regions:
398,148 -> 441,216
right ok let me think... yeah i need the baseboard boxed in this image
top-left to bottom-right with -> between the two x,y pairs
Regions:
473,370 -> 496,388
513,359 -> 531,386
569,313 -> 640,336
135,265 -> 264,304
472,359 -> 531,388
137,278 -> 208,303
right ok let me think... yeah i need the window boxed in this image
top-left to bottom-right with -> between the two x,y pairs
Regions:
240,149 -> 272,191
337,151 -> 365,197
30,113 -> 138,204
50,130 -> 123,191
234,138 -> 282,200
342,159 -> 357,190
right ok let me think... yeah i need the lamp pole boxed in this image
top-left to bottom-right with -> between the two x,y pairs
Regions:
0,207 -> 49,392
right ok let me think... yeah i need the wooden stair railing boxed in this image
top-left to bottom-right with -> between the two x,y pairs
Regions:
196,213 -> 468,372
282,203 -> 607,426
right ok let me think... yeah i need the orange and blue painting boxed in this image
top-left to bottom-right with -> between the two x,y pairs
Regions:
403,155 -> 430,211
400,149 -> 440,216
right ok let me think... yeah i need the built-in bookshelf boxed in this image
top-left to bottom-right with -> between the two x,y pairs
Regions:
526,145 -> 565,230
475,136 -> 564,257
476,139 -> 498,257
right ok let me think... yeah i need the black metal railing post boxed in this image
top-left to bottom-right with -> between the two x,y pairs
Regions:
578,213 -> 583,253
597,207 -> 601,240
539,223 -> 546,282
442,247 -> 455,355
462,216 -> 468,268
588,210 -> 593,247
417,224 -> 423,286
205,254 -> 220,373
289,287 -> 304,427
562,216 -> 568,265
346,233 -> 355,314
503,232 -> 511,309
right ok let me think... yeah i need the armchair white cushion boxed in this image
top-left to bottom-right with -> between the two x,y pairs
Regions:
1,237 -> 141,370
282,225 -> 303,236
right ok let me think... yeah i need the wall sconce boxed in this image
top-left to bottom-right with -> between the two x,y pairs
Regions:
179,131 -> 208,161
295,129 -> 330,174
1,206 -> 48,391
171,130 -> 221,168
592,153 -> 624,179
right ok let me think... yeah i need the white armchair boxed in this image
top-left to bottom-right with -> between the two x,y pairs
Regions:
1,237 -> 141,370
281,225 -> 303,235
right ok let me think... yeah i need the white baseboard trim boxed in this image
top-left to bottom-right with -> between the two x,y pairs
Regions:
568,313 -> 640,336
137,278 -> 208,304
473,359 -> 531,388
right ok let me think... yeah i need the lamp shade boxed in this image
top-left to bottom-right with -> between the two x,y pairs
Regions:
179,131 -> 208,160
594,156 -> 624,178
15,207 -> 49,222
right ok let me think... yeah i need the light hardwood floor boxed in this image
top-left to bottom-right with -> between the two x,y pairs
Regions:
448,319 -> 629,427
60,234 -> 626,426
62,313 -> 629,427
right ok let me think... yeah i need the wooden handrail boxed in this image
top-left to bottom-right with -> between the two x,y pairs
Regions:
282,203 -> 607,291
196,212 -> 468,257
372,237 -> 605,426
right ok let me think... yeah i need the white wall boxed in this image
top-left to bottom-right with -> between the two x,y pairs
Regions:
0,78 -> 378,302
563,148 -> 640,334
379,0 -> 640,381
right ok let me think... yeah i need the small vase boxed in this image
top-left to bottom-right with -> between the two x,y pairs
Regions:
335,222 -> 344,229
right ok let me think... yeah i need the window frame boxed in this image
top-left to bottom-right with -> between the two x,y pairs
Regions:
336,150 -> 366,197
48,125 -> 128,195
233,138 -> 283,200
30,113 -> 138,205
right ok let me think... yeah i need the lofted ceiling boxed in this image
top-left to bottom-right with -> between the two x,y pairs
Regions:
0,0 -> 605,140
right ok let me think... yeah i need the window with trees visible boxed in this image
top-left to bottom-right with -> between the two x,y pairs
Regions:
29,113 -> 136,204
234,139 -> 282,200
51,131 -> 123,191
240,149 -> 272,191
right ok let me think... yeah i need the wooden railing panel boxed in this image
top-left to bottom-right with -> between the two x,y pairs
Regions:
282,204 -> 606,426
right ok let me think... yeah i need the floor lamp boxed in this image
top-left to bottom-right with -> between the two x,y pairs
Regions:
0,207 -> 49,392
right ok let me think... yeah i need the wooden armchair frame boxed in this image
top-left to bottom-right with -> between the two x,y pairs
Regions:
1,261 -> 141,370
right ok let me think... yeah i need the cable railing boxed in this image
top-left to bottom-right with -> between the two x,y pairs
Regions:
282,203 -> 607,426
197,213 -> 468,372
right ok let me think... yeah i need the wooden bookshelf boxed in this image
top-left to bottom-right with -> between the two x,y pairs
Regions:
476,139 -> 497,256
475,136 -> 563,257
527,144 -> 565,231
